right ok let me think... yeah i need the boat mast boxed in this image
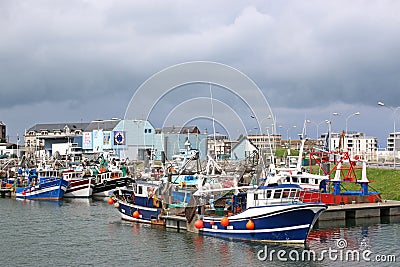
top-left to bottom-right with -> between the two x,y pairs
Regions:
209,83 -> 217,174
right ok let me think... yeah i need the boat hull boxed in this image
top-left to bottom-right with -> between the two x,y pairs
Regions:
64,177 -> 95,198
199,204 -> 327,244
15,178 -> 69,200
113,192 -> 163,223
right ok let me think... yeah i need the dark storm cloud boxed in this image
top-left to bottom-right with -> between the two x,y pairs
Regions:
1,0 -> 399,143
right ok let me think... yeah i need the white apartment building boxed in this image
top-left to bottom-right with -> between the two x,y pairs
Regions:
319,131 -> 378,160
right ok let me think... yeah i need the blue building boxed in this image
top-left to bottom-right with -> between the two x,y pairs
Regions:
231,136 -> 258,160
113,119 -> 155,160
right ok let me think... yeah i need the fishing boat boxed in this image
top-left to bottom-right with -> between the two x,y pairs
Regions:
15,169 -> 69,200
193,184 -> 327,244
92,168 -> 133,197
110,180 -> 164,224
62,169 -> 95,198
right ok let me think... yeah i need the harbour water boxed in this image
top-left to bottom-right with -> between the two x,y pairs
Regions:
0,197 -> 399,267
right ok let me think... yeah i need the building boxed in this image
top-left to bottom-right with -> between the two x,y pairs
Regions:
247,134 -> 282,150
0,121 -> 6,142
231,136 -> 259,161
207,133 -> 237,159
25,119 -> 208,162
24,122 -> 89,158
82,119 -> 125,157
153,126 -> 207,161
0,143 -> 19,159
319,131 -> 378,160
375,131 -> 400,162
386,132 -> 400,152
159,126 -> 201,134
113,119 -> 155,160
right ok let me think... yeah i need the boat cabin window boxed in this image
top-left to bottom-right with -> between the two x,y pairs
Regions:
138,186 -> 143,195
314,179 -> 319,185
273,189 -> 282,199
254,193 -> 259,200
289,189 -> 297,198
40,171 -> 59,177
301,178 -> 309,184
263,190 -> 272,199
292,177 -> 298,183
285,176 -> 291,183
282,189 -> 291,198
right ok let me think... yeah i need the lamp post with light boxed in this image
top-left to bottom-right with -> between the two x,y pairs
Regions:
378,102 -> 400,168
345,112 -> 360,137
345,112 -> 360,153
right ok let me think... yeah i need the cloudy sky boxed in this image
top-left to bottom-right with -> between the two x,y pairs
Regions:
1,0 -> 400,146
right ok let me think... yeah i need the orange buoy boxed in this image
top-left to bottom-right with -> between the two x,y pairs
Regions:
194,219 -> 204,229
246,219 -> 255,230
133,210 -> 140,219
220,217 -> 229,227
107,198 -> 114,205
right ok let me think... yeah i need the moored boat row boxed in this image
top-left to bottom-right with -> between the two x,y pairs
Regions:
109,180 -> 327,244
2,162 -> 134,201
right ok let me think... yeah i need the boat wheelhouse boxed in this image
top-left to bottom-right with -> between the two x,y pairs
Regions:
62,170 -> 95,198
92,169 -> 133,197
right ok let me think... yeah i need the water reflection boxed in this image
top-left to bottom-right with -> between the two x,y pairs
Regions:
306,216 -> 400,266
1,196 -> 398,267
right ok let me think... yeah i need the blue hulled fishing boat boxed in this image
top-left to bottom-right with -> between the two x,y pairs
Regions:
15,169 -> 69,200
194,184 -> 327,244
110,181 -> 164,224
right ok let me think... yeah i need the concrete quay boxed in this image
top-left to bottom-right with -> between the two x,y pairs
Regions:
318,200 -> 400,221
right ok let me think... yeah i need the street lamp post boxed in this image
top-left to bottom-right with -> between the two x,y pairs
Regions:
345,112 -> 360,136
251,115 -> 273,149
330,112 -> 340,133
277,125 -> 296,149
288,125 -> 297,150
325,120 -> 332,151
345,112 -> 360,153
306,120 -> 331,145
378,102 -> 400,168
